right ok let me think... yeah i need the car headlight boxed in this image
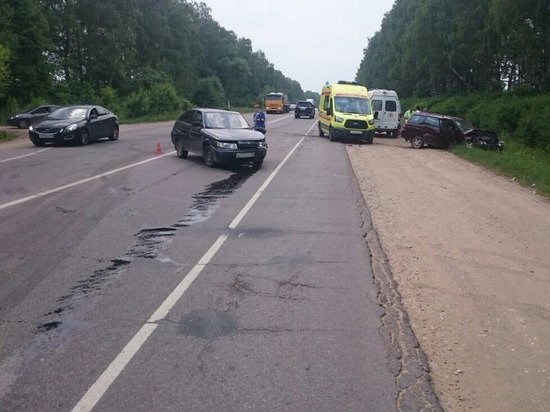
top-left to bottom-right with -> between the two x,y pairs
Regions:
335,116 -> 344,123
63,124 -> 78,133
258,141 -> 267,148
216,141 -> 238,150
368,119 -> 375,125
29,125 -> 34,131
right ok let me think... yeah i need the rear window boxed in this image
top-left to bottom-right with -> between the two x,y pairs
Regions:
371,100 -> 383,111
385,100 -> 397,111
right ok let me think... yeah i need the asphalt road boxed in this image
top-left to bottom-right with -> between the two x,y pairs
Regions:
0,116 -> 431,411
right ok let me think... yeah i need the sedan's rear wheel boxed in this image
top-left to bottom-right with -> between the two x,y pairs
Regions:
175,139 -> 188,158
411,135 -> 424,149
108,125 -> 119,141
17,119 -> 30,129
80,128 -> 90,146
203,145 -> 216,168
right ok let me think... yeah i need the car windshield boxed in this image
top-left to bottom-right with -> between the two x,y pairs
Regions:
204,112 -> 250,129
48,107 -> 88,120
454,118 -> 474,133
266,95 -> 282,101
334,97 -> 372,115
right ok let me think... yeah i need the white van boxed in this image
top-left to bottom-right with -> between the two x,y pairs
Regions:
368,89 -> 402,137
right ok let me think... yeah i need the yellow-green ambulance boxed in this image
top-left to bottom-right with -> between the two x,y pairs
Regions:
318,81 -> 376,143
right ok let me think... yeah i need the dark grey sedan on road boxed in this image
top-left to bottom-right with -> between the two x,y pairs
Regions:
28,105 -> 119,147
7,105 -> 60,129
171,108 -> 267,168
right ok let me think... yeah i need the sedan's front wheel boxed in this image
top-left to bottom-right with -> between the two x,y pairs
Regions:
175,139 -> 188,158
203,145 -> 216,168
411,135 -> 424,149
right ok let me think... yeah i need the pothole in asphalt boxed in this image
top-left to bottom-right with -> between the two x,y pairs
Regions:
178,309 -> 237,339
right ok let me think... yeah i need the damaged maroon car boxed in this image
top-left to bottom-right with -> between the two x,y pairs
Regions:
401,113 -> 504,151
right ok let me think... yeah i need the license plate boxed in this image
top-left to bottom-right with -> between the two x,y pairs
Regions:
236,152 -> 255,158
39,133 -> 54,139
350,130 -> 363,135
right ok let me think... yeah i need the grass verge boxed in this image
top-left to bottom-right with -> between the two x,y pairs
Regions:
451,137 -> 550,198
0,130 -> 18,143
118,111 -> 182,124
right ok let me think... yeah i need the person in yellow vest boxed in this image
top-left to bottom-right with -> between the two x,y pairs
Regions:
403,106 -> 414,124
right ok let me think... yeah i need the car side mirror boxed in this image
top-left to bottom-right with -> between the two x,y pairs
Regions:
374,111 -> 379,120
89,113 -> 98,120
326,107 -> 333,116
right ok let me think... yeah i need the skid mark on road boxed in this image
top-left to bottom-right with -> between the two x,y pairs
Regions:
37,168 -> 258,331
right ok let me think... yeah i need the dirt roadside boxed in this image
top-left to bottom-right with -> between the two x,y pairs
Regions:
347,138 -> 550,411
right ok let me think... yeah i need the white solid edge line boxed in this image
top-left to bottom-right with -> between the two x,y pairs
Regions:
0,151 -> 176,211
71,124 -> 313,412
228,122 -> 316,229
0,147 -> 51,164
72,234 -> 230,412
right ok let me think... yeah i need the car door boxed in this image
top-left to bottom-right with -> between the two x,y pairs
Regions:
422,116 -> 440,146
371,99 -> 382,129
29,106 -> 50,125
87,108 -> 103,140
383,99 -> 399,130
96,106 -> 111,137
189,111 -> 205,152
440,119 -> 462,146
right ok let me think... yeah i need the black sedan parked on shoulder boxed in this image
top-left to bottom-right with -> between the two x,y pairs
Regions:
171,109 -> 267,168
28,105 -> 119,147
7,105 -> 60,129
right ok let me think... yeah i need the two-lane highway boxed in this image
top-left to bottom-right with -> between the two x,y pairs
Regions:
0,115 -> 435,410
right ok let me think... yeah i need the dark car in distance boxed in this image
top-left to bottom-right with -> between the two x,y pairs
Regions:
401,113 -> 504,150
7,105 -> 60,129
28,105 -> 119,146
171,109 -> 267,168
294,101 -> 315,119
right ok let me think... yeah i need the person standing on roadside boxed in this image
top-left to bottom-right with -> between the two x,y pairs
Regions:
253,103 -> 266,134
403,106 -> 413,124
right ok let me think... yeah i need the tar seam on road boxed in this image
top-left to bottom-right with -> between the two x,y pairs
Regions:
0,147 -> 51,164
72,123 -> 317,412
0,151 -> 176,211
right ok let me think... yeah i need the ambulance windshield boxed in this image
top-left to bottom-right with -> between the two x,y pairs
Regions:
334,96 -> 371,115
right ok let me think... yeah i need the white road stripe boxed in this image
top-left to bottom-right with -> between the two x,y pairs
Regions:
0,151 -> 176,211
266,114 -> 294,124
71,125 -> 312,412
229,122 -> 316,229
0,148 -> 51,164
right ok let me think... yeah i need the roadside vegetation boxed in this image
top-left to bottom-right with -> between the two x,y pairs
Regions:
0,1 -> 317,126
357,0 -> 549,198
400,92 -> 550,198
0,130 -> 18,143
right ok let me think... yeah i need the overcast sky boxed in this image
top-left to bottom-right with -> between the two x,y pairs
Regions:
200,0 -> 396,92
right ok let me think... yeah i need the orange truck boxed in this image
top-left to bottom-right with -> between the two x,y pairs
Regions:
265,92 -> 290,114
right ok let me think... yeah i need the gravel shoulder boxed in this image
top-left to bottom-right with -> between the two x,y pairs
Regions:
347,137 -> 550,411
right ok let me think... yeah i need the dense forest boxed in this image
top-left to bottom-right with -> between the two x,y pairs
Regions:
356,0 -> 550,96
0,0 -> 309,119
